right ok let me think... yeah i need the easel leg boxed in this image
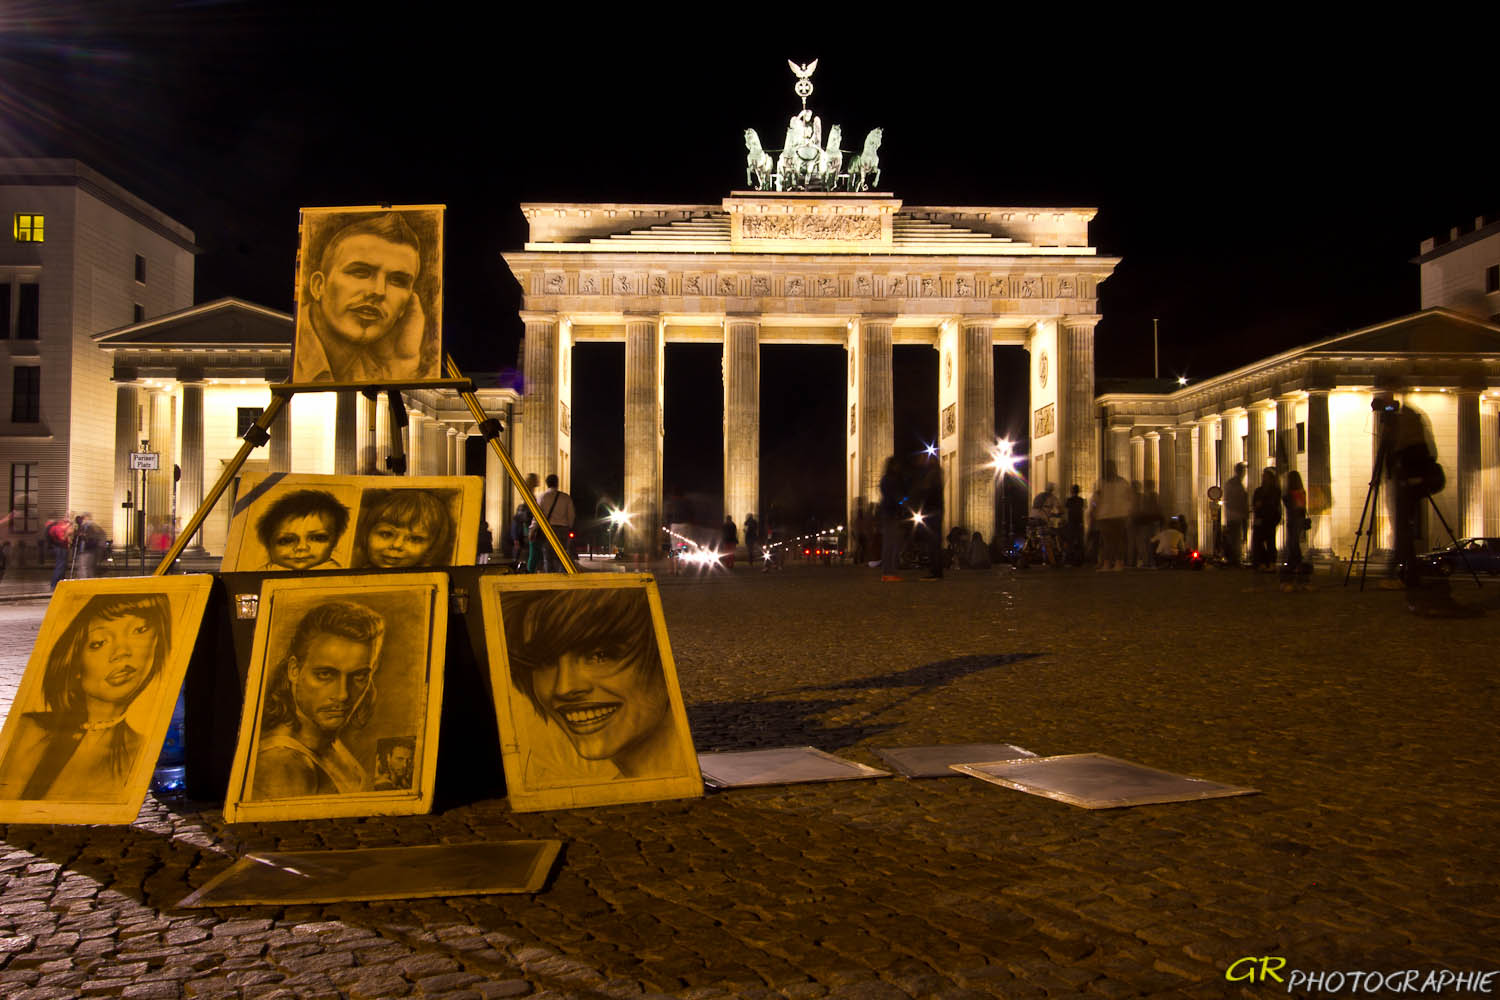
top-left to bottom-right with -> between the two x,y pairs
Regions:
444,355 -> 577,575
152,394 -> 287,576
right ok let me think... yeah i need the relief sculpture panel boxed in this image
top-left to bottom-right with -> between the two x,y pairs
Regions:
742,215 -> 881,240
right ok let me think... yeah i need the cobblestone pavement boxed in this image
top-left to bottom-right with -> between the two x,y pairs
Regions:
0,565 -> 1496,999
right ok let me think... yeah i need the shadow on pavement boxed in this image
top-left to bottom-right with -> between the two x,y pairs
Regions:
790,652 -> 1044,694
688,696 -> 897,752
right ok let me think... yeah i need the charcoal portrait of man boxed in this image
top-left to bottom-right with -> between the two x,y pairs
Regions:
291,206 -> 443,384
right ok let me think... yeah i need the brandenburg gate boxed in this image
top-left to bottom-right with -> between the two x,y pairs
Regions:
502,64 -> 1118,549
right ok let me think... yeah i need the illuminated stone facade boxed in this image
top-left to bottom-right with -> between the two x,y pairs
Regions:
95,299 -> 518,555
503,193 -> 1119,545
1096,309 -> 1500,559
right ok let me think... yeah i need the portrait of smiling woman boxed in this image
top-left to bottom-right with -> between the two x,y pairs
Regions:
0,593 -> 171,803
490,578 -> 701,810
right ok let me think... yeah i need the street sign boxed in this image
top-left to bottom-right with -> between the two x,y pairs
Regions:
129,451 -> 160,471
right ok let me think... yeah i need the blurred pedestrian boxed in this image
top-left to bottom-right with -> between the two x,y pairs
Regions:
1250,468 -> 1281,571
1131,481 -> 1162,569
523,472 -> 542,572
1222,463 -> 1248,567
1095,461 -> 1132,571
851,498 -> 869,566
1280,470 -> 1308,591
721,515 -> 738,569
919,455 -> 944,581
477,519 -> 493,564
744,512 -> 760,566
966,530 -> 992,569
46,514 -> 72,589
1063,484 -> 1086,565
74,513 -> 105,579
878,455 -> 905,581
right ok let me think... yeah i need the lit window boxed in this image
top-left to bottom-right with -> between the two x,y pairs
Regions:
9,463 -> 39,533
13,214 -> 44,243
236,407 -> 264,438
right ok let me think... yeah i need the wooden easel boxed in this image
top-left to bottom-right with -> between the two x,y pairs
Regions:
150,355 -> 578,576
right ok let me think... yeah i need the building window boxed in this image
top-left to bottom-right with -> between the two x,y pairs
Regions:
16,284 -> 38,340
1297,422 -> 1306,453
134,254 -> 146,283
9,463 -> 39,534
0,284 -> 9,339
1487,264 -> 1499,294
11,366 -> 40,422
13,214 -> 43,243
236,407 -> 264,438
133,303 -> 145,323
1266,429 -> 1276,462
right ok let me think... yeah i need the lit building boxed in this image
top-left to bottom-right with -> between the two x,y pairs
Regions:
2,159 -> 515,558
1095,308 -> 1500,558
1418,213 -> 1500,321
1,159 -> 197,542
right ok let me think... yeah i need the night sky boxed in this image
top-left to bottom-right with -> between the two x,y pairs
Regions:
2,9 -> 1492,527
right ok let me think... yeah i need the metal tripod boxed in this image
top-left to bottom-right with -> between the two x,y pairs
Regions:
1344,438 -> 1479,590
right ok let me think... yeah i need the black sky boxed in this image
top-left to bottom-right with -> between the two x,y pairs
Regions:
2,7 -> 1493,525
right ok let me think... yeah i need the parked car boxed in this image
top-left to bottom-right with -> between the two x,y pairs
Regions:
1417,537 -> 1500,576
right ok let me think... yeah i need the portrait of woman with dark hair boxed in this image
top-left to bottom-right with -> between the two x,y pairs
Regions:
250,600 -> 383,799
0,593 -> 171,802
352,489 -> 457,569
504,587 -> 686,783
255,489 -> 351,571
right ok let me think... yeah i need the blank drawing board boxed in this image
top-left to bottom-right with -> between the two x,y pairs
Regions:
697,747 -> 890,789
952,753 -> 1258,809
177,840 -> 561,907
873,743 -> 1036,778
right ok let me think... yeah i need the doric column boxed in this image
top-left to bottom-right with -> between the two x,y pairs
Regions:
447,427 -> 459,477
145,389 -> 174,541
624,315 -> 664,553
1158,430 -> 1177,517
374,393 -> 390,474
360,392 -> 379,475
179,377 -> 205,549
1275,394 -> 1298,474
1457,388 -> 1482,538
848,316 -> 894,522
334,391 -> 358,475
113,382 -> 139,545
1106,425 -> 1130,480
1218,411 -> 1238,480
723,318 -> 760,527
407,410 -> 424,475
426,420 -> 444,477
521,313 -> 560,483
1060,315 -> 1098,499
1482,398 -> 1499,536
485,433 -> 504,546
456,427 -> 469,476
1305,390 -> 1332,554
1173,425 -> 1193,543
1129,434 -> 1145,487
955,320 -> 995,537
1246,403 -> 1268,481
268,393 -> 291,473
1197,416 -> 1218,551
1143,431 -> 1160,495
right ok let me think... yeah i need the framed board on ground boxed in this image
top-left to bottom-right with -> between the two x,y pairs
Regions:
479,573 -> 702,812
222,473 -> 481,573
222,574 -> 447,823
0,576 -> 214,825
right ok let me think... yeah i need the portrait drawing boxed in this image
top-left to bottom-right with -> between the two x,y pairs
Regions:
224,575 -> 446,823
351,487 -> 462,569
291,205 -> 444,385
222,474 -> 360,573
480,574 -> 701,812
0,577 -> 213,825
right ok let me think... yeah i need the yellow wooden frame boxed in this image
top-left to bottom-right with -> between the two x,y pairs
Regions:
478,573 -> 702,812
222,573 -> 447,823
0,576 -> 214,825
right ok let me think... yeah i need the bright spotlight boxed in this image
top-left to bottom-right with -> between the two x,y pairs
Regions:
922,442 -> 938,457
608,508 -> 631,527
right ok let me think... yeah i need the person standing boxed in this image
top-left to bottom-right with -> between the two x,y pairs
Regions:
1063,485 -> 1086,566
919,455 -> 945,580
744,513 -> 760,567
878,456 -> 905,581
74,513 -> 105,579
721,515 -> 739,569
522,472 -> 542,573
1280,470 -> 1308,591
1250,468 -> 1282,571
476,520 -> 493,565
1221,463 -> 1249,567
534,475 -> 576,573
45,515 -> 73,590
